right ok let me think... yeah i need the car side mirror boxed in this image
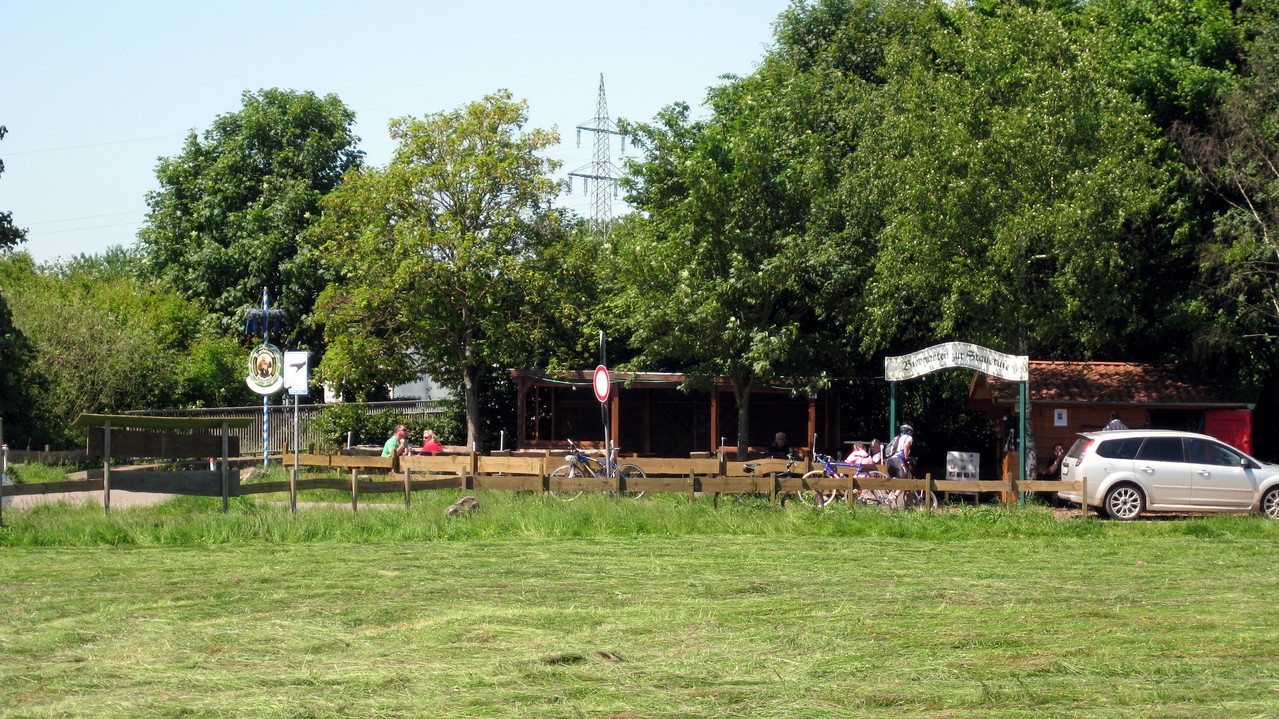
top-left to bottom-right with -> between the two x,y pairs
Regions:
1240,457 -> 1252,469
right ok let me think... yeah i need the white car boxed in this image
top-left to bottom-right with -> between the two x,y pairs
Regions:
1057,429 -> 1279,520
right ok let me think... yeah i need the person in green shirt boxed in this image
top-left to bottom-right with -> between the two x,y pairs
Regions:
382,424 -> 409,458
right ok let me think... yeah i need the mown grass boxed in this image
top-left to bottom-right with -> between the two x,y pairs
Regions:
2,480 -> 1277,718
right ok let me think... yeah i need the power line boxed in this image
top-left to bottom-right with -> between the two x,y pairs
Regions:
5,134 -> 184,156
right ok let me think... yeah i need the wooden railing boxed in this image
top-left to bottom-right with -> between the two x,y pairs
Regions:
2,450 -> 1084,517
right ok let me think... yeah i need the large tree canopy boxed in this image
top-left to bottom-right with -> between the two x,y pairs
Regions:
138,88 -> 363,353
314,91 -> 564,449
846,4 -> 1174,359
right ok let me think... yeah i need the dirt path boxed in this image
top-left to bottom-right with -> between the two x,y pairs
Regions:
6,488 -> 180,511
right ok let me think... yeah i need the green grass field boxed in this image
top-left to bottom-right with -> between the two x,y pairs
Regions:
2,487 -> 1277,718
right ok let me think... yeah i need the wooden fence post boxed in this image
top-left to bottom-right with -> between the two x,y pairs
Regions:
350,467 -> 358,513
222,421 -> 230,514
102,421 -> 111,516
924,473 -> 934,513
402,466 -> 411,509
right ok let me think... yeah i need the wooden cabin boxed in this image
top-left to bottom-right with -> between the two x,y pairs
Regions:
969,361 -> 1256,471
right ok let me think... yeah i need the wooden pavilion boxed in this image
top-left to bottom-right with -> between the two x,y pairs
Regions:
510,369 -> 840,457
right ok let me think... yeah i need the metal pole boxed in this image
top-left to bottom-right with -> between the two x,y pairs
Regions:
291,393 -> 299,515
221,421 -> 230,513
1019,381 -> 1028,506
261,287 -> 270,468
889,382 -> 898,444
1,442 -> 7,526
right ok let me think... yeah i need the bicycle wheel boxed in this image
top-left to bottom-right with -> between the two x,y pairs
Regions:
796,470 -> 832,507
548,464 -> 583,501
903,488 -> 939,511
614,463 -> 647,499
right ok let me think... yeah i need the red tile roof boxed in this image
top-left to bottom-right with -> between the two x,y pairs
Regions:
983,361 -> 1243,406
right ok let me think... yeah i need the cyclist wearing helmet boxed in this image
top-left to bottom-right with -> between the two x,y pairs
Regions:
886,424 -> 914,479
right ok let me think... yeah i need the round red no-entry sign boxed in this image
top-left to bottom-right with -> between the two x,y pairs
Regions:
593,365 -> 611,403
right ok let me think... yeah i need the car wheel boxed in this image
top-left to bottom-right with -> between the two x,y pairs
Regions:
1103,484 -> 1144,521
1261,486 -> 1279,520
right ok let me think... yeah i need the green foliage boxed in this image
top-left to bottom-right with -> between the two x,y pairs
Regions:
615,62 -> 844,454
0,251 -> 255,446
138,88 -> 363,354
310,404 -> 448,451
309,402 -> 373,449
0,290 -> 40,446
0,124 -> 27,250
848,4 -> 1175,359
1085,0 -> 1244,128
1174,1 -> 1279,351
314,91 -> 565,448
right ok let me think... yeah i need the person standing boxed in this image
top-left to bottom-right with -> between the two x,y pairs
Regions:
1103,412 -> 1128,431
1041,443 -> 1066,480
382,424 -> 409,458
886,424 -> 914,479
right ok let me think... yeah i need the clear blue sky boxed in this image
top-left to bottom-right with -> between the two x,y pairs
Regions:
2,0 -> 789,264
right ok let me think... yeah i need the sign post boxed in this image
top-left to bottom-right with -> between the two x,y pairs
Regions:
595,330 -> 613,486
284,351 -> 309,515
884,342 -> 1031,501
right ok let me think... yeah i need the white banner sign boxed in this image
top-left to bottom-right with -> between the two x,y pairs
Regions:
283,351 -> 310,395
885,342 -> 1028,382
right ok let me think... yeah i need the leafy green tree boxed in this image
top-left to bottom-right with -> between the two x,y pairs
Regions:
843,5 -> 1174,359
0,252 -> 254,446
615,63 -> 843,458
1083,0 -> 1244,128
0,125 -> 28,250
1173,1 -> 1279,351
0,289 -> 40,446
313,92 -> 564,449
138,89 -> 363,352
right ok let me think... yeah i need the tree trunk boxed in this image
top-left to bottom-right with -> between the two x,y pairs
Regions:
463,364 -> 481,451
732,376 -> 753,461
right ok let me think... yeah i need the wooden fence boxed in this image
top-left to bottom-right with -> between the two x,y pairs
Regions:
123,400 -> 446,455
1,451 -> 1084,517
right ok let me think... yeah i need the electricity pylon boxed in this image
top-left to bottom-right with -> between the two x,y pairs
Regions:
568,74 -> 625,237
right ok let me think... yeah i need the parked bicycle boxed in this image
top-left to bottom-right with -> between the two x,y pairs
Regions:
737,454 -> 803,504
548,439 -> 647,501
796,453 -> 888,507
850,455 -> 938,511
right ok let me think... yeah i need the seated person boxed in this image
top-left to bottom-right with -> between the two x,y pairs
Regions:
765,432 -> 792,459
844,441 -> 873,475
382,424 -> 409,458
867,438 -> 883,466
421,429 -> 443,453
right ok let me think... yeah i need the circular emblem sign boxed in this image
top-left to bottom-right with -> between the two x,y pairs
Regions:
593,365 -> 611,403
246,343 -> 284,395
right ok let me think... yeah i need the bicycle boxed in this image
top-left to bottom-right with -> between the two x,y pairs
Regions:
797,453 -> 889,507
856,456 -> 938,511
547,439 -> 647,501
737,454 -> 803,504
